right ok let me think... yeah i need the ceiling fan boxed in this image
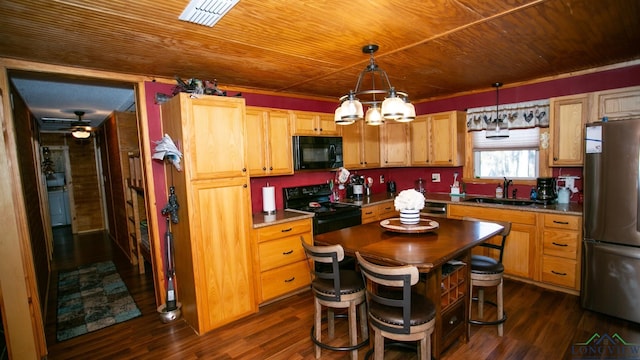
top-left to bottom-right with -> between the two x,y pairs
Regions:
44,111 -> 94,138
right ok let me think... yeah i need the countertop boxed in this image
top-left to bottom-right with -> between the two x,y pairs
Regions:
340,192 -> 582,215
252,209 -> 314,229
251,192 -> 582,228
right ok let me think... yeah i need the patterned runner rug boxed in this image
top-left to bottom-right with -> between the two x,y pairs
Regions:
56,261 -> 141,341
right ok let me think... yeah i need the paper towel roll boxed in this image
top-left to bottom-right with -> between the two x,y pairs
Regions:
262,186 -> 276,214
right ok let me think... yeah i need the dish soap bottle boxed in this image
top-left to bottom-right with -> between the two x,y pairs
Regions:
496,184 -> 503,199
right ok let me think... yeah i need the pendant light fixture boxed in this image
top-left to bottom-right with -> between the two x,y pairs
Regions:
486,82 -> 509,139
335,44 -> 414,126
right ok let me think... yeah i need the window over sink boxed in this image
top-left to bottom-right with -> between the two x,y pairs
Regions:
472,128 -> 541,180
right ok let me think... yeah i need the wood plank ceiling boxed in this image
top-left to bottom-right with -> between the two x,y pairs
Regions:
0,0 -> 639,102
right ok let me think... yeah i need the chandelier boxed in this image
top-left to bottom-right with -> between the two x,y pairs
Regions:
486,82 -> 509,139
335,44 -> 415,126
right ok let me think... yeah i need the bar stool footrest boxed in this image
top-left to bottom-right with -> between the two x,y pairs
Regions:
310,314 -> 369,353
469,297 -> 507,325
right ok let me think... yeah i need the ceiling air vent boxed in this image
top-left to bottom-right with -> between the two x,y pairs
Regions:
179,0 -> 239,27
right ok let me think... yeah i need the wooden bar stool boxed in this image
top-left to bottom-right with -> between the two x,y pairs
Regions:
301,238 -> 369,360
463,217 -> 511,336
356,252 -> 435,360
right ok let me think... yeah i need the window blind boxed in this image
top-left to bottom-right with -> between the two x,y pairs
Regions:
472,128 -> 540,150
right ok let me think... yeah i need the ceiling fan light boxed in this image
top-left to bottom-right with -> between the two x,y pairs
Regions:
71,129 -> 91,139
365,105 -> 384,126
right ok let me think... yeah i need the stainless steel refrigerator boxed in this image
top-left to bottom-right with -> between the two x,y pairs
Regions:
582,118 -> 640,324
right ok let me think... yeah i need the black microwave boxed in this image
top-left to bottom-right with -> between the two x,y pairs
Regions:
293,136 -> 343,170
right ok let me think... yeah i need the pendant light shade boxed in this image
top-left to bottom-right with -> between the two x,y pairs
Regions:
71,129 -> 91,139
337,44 -> 413,125
486,82 -> 509,139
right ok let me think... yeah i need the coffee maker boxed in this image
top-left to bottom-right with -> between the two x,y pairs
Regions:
536,177 -> 557,204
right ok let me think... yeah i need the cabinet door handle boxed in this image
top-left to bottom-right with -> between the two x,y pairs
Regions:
281,227 -> 293,233
553,220 -> 569,225
243,184 -> 247,188
449,315 -> 458,325
269,166 -> 273,170
284,277 -> 295,283
282,250 -> 293,255
552,242 -> 568,247
242,168 -> 247,172
551,270 -> 567,276
262,167 -> 266,170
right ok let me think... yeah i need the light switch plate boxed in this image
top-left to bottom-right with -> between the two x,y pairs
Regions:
432,173 -> 440,182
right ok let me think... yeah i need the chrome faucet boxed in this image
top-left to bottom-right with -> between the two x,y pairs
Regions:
503,177 -> 513,199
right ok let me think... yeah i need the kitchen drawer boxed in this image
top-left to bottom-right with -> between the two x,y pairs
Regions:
255,218 -> 312,243
543,214 -> 580,231
377,202 -> 396,220
441,300 -> 465,348
361,206 -> 378,224
541,255 -> 577,288
542,229 -> 579,259
259,235 -> 308,271
261,260 -> 311,301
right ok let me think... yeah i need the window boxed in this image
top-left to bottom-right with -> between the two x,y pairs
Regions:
472,128 -> 540,179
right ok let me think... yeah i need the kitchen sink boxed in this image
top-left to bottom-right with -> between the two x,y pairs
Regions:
463,197 -> 536,206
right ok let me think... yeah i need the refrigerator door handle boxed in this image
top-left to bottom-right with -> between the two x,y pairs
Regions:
595,242 -> 640,260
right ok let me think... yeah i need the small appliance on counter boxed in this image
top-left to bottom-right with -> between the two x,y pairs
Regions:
386,180 -> 396,195
535,177 -> 557,204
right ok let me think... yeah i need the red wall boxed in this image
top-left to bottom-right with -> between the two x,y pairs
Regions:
145,64 -> 640,214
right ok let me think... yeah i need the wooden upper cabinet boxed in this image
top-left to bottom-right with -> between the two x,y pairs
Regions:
161,93 -> 248,180
410,111 -> 465,166
341,121 -> 380,169
246,107 -> 293,177
592,85 -> 640,121
380,121 -> 410,167
290,110 -> 340,136
549,94 -> 590,166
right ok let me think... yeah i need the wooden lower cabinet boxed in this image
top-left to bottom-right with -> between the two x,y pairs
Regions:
539,213 -> 582,291
361,201 -> 397,224
253,218 -> 313,304
448,205 -> 537,281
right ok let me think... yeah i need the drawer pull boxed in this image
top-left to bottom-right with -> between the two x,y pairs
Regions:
282,250 -> 294,255
281,228 -> 293,233
449,315 -> 458,325
552,242 -> 568,247
551,270 -> 567,276
284,277 -> 296,283
365,211 -> 374,215
553,220 -> 569,225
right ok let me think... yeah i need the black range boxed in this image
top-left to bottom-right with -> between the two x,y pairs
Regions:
283,183 -> 362,235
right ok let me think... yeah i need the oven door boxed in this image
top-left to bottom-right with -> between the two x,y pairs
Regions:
313,209 -> 361,235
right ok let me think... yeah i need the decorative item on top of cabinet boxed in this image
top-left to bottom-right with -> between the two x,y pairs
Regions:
246,107 -> 294,176
410,111 -> 465,166
341,119 -> 381,169
160,93 -> 256,334
549,94 -> 591,166
290,110 -> 340,136
253,218 -> 313,304
591,85 -> 640,121
539,213 -> 582,291
380,121 -> 410,167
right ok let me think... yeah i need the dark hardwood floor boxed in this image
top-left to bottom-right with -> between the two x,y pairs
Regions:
45,227 -> 640,360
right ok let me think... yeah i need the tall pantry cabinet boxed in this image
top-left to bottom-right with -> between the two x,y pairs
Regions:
160,93 -> 257,334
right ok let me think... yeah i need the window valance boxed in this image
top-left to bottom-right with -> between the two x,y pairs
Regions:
466,99 -> 549,131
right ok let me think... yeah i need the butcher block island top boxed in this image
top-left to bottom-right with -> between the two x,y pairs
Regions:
314,218 -> 503,358
314,217 -> 503,272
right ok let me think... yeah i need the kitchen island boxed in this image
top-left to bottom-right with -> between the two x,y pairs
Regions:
314,217 -> 504,359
